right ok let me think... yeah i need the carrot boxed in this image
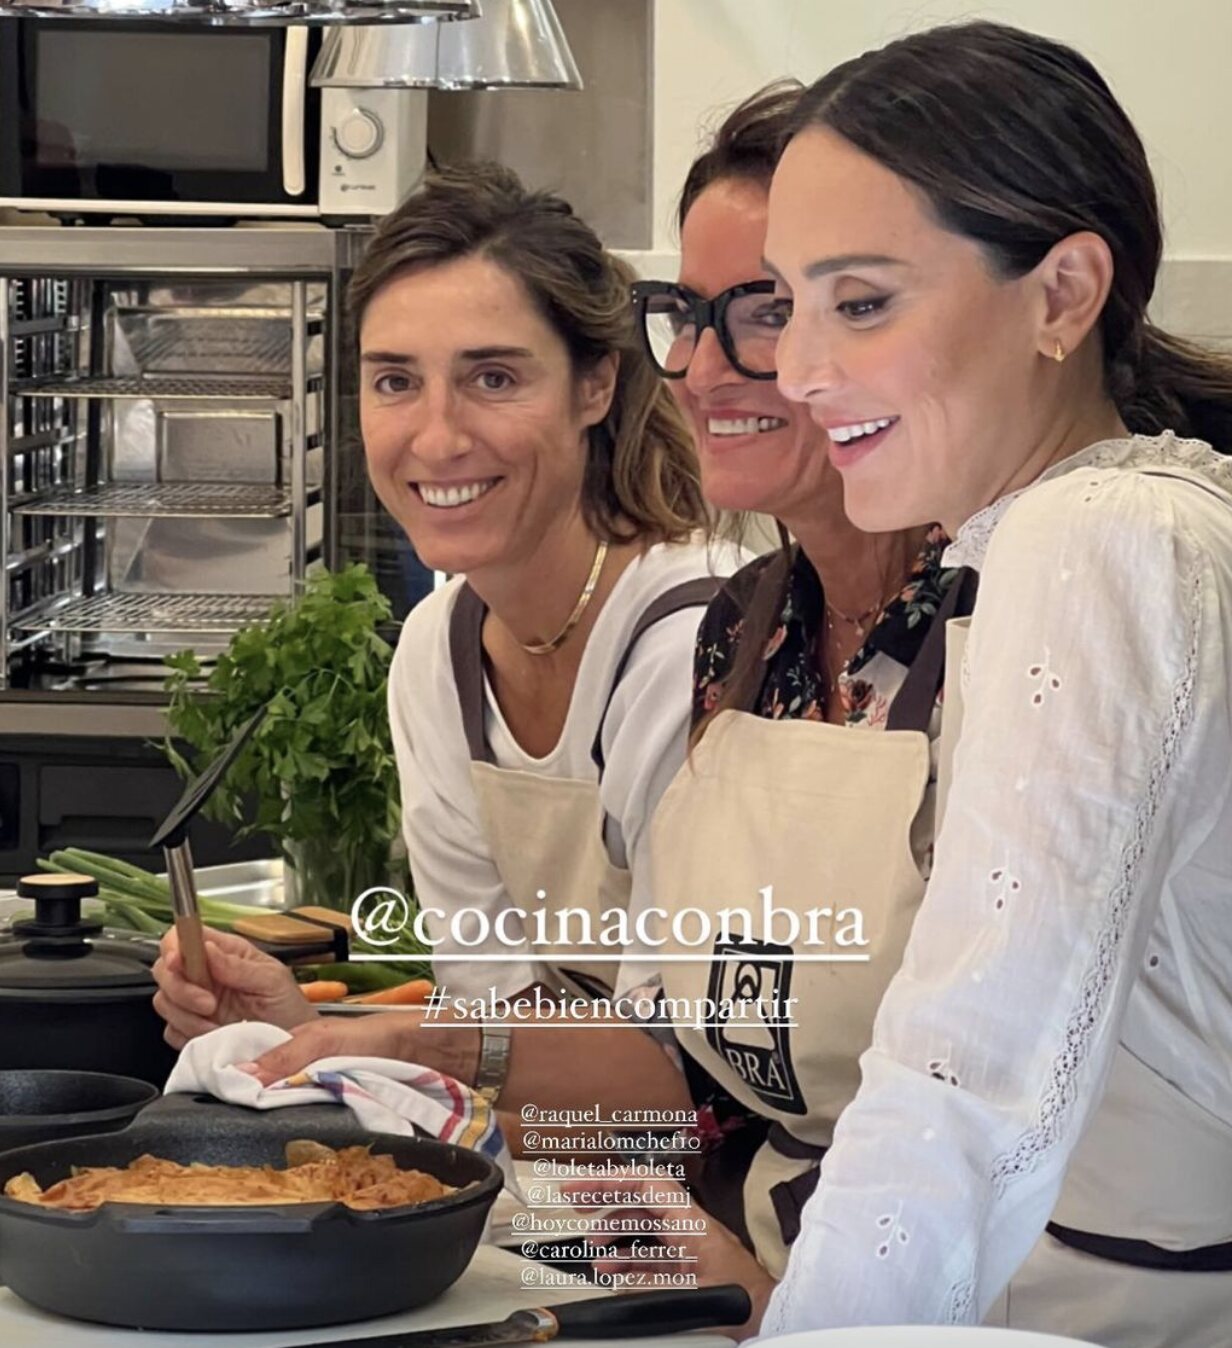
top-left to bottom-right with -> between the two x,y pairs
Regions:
300,980 -> 350,1004
344,978 -> 435,1007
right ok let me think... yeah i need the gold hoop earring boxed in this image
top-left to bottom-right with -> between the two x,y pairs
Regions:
1053,340 -> 1066,364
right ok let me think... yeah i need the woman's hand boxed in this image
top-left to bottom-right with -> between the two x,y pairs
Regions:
239,1013 -> 425,1085
152,928 -> 316,1048
563,1175 -> 776,1334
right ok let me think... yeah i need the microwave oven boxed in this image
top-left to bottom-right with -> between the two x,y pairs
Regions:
0,19 -> 427,219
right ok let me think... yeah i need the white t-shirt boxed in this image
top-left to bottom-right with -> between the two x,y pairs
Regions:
763,433 -> 1232,1337
387,538 -> 750,997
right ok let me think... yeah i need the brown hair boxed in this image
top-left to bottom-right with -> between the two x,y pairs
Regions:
789,20 -> 1232,450
677,78 -> 803,233
349,161 -> 706,544
680,82 -> 802,739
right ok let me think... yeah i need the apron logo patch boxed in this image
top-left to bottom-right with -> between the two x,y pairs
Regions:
705,940 -> 807,1115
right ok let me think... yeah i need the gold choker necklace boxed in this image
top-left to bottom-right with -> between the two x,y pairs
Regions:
520,540 -> 609,656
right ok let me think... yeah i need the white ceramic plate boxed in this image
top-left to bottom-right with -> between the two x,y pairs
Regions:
762,1330 -> 1099,1347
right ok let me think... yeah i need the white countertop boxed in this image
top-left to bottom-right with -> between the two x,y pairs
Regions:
0,1244 -> 737,1348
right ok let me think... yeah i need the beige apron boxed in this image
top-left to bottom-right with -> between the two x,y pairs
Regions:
448,578 -> 718,998
649,569 -> 978,1275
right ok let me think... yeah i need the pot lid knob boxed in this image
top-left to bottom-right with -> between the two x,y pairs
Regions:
13,873 -> 103,942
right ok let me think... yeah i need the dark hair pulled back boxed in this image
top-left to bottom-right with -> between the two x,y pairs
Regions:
788,20 -> 1232,450
678,78 -> 803,233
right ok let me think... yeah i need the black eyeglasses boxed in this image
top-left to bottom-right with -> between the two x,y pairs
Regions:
631,280 -> 790,382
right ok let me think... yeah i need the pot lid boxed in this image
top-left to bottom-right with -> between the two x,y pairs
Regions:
0,874 -> 155,992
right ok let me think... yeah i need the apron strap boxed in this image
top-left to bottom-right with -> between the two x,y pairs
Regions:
760,1150 -> 1232,1264
1046,1221 -> 1232,1273
766,1123 -> 827,1247
679,1050 -> 768,1254
591,577 -> 723,773
885,566 -> 980,734
451,575 -> 721,771
730,549 -> 796,715
448,583 -> 494,766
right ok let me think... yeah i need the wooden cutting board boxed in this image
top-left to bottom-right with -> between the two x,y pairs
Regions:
288,906 -> 354,935
231,914 -> 336,946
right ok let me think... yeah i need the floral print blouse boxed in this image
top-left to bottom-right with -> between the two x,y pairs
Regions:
692,524 -> 956,730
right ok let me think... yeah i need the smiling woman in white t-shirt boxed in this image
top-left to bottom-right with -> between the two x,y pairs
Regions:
151,162 -> 746,1125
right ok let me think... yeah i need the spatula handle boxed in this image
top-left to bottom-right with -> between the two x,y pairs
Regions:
549,1284 -> 752,1338
165,840 -> 210,989
175,913 -> 211,987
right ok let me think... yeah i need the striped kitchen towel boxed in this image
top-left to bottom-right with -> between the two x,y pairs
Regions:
166,1021 -> 516,1190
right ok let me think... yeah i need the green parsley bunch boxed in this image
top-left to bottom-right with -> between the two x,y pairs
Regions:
163,564 -> 403,910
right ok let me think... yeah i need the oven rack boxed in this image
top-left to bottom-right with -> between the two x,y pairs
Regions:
125,326 -> 295,374
14,483 -> 293,519
13,374 -> 316,401
10,592 -> 281,636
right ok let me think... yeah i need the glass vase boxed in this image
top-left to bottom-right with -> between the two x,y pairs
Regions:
281,836 -> 403,913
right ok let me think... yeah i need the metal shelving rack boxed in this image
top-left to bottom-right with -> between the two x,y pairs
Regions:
0,226 -> 368,699
14,591 -> 279,636
13,483 -> 292,518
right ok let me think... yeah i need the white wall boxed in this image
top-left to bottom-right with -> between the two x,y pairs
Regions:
649,0 -> 1232,339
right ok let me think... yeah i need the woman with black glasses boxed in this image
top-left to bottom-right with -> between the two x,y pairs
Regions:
577,84 -> 958,1316
631,85 -> 953,739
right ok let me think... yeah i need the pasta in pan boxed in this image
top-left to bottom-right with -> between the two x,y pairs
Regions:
3,1141 -> 453,1211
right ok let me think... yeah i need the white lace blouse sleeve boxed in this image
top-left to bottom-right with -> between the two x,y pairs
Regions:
762,471 -> 1212,1333
387,600 -> 539,999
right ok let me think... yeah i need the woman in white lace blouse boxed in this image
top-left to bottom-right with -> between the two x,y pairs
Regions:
755,21 -> 1232,1347
583,21 -> 1232,1348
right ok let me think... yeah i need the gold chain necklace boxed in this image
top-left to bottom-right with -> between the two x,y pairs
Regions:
824,549 -> 908,641
825,598 -> 882,640
820,563 -> 908,705
519,539 -> 609,656
821,607 -> 866,706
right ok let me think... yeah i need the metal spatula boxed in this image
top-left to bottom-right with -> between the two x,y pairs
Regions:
149,708 -> 267,988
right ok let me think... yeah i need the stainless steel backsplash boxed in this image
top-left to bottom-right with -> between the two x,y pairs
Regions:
425,0 -> 652,248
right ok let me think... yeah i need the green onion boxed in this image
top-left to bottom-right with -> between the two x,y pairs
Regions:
97,892 -> 168,935
38,848 -> 279,932
37,846 -> 431,979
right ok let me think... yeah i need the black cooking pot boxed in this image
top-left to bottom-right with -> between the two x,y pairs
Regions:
0,1070 -> 158,1152
0,874 -> 177,1086
0,1092 -> 504,1331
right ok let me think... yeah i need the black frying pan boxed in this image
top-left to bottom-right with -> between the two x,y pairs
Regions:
0,1070 -> 159,1152
0,1092 -> 503,1332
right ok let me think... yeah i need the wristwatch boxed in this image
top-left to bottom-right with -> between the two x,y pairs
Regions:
475,1023 -> 512,1105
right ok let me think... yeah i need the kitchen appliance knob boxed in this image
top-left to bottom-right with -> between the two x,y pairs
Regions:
333,109 -> 384,160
